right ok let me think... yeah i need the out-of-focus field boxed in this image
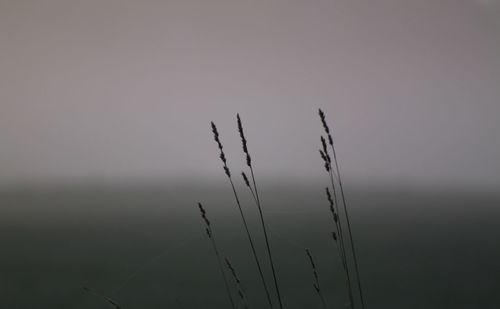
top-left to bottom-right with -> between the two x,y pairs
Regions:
1,183 -> 499,308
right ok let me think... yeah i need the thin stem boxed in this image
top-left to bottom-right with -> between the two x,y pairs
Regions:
83,286 -> 122,309
305,249 -> 327,309
319,108 -> 365,308
332,228 -> 355,309
330,141 -> 366,309
208,228 -> 237,309
211,121 -> 274,308
237,114 -> 283,309
198,202 -> 236,309
328,171 -> 355,309
227,176 -> 274,309
249,165 -> 284,309
226,258 -> 250,309
317,290 -> 328,309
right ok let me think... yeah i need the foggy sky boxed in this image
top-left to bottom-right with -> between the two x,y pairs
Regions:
1,0 -> 499,189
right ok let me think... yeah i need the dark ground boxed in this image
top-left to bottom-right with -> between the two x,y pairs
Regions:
1,182 -> 499,308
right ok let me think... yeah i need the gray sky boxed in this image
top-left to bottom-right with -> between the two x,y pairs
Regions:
1,0 -> 499,189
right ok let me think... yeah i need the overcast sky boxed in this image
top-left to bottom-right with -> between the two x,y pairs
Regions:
1,0 -> 499,189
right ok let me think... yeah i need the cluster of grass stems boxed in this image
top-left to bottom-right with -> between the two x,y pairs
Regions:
196,109 -> 366,309
84,109 -> 365,309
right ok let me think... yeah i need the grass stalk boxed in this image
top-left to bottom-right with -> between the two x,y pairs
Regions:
211,122 -> 274,309
326,188 -> 356,309
319,108 -> 366,309
225,257 -> 250,309
322,133 -> 356,308
198,202 -> 236,309
82,286 -> 122,309
237,114 -> 284,309
305,249 -> 327,309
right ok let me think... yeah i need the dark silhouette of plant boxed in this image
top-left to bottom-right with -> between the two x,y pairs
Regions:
326,187 -> 356,308
225,257 -> 250,309
211,122 -> 274,308
237,114 -> 284,309
319,108 -> 366,309
305,249 -> 327,309
83,286 -> 122,309
198,202 -> 236,309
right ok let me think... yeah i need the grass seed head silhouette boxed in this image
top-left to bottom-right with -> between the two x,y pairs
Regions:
320,136 -> 330,162
305,249 -> 327,309
318,108 -> 365,309
318,109 -> 333,146
210,117 -> 275,308
225,258 -> 241,284
325,187 -> 338,222
319,150 -> 330,172
332,231 -> 338,241
211,122 -> 231,177
198,202 -> 210,227
236,113 -> 284,309
237,113 -> 251,167
241,171 -> 250,187
197,202 -> 236,309
225,258 -> 249,309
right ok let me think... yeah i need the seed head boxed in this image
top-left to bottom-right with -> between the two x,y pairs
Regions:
211,121 -> 231,177
198,202 -> 210,227
242,172 -> 250,187
325,187 -> 334,211
305,248 -> 320,285
318,109 -> 330,134
237,114 -> 252,167
332,231 -> 337,241
318,109 -> 334,146
319,150 -> 330,172
225,258 -> 241,284
321,136 -> 331,163
313,283 -> 320,293
305,248 -> 316,269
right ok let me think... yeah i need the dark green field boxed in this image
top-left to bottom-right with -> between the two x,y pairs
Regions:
1,183 -> 499,308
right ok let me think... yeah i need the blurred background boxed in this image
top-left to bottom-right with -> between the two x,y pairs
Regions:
1,0 -> 499,308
